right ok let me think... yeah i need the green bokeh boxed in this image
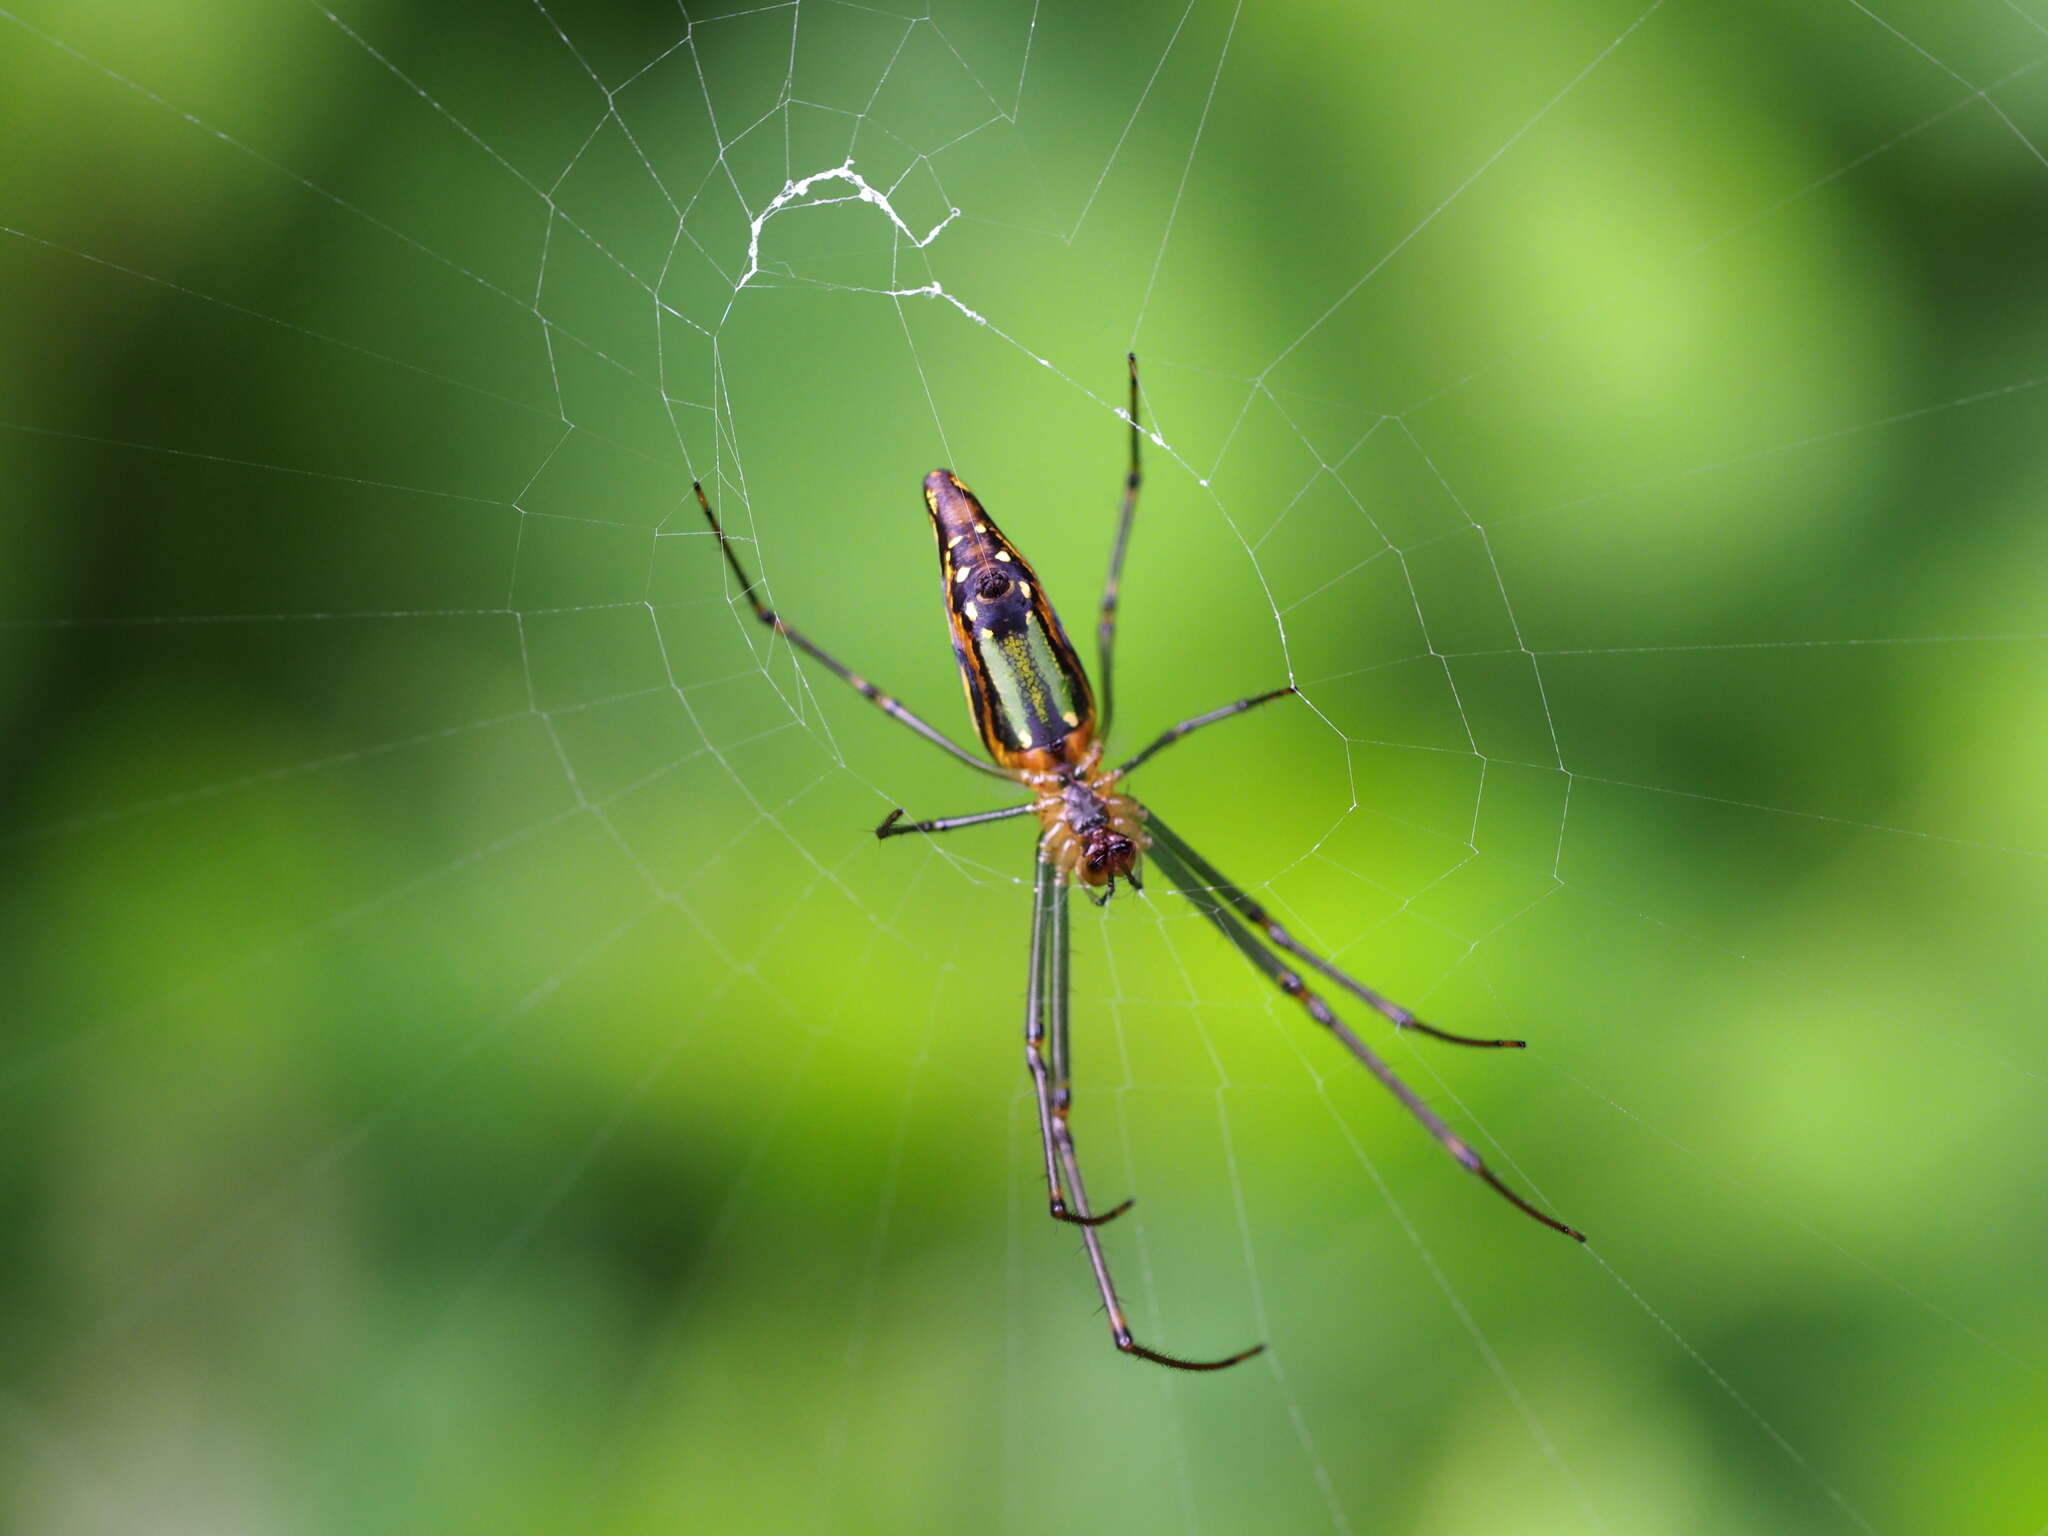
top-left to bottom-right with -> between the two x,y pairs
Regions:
5,1 -> 2046,1532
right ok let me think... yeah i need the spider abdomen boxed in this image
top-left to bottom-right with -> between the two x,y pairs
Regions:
924,469 -> 1099,772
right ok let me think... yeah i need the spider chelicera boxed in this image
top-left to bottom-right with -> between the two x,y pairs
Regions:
697,355 -> 1583,1372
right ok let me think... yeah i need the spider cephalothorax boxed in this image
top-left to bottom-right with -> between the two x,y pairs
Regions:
1033,755 -> 1148,898
697,352 -> 1579,1375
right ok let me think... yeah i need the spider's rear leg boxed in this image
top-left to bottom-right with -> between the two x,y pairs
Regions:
695,480 -> 1006,780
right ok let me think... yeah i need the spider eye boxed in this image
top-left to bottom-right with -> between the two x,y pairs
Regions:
975,573 -> 1011,600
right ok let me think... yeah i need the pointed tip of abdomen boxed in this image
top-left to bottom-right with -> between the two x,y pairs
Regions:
922,468 -> 984,527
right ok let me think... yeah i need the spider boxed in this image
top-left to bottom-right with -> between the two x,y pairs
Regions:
697,355 -> 1583,1372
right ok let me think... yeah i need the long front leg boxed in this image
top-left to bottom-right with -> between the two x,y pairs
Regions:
697,482 -> 1005,780
1148,814 -> 1519,1049
1039,861 -> 1264,1371
1146,837 -> 1584,1243
1024,859 -> 1127,1228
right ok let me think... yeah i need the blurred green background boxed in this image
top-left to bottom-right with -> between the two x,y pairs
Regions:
4,0 -> 2046,1531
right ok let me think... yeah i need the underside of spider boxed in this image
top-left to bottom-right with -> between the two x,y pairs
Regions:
1031,748 -> 1147,899
699,354 -> 1582,1373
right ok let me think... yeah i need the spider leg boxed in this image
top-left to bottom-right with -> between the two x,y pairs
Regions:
876,803 -> 1033,840
1115,687 -> 1296,778
1095,353 -> 1143,744
1145,837 -> 1584,1243
1025,859 -> 1130,1229
697,482 -> 1005,780
1033,860 -> 1266,1371
1148,815 -> 1520,1049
